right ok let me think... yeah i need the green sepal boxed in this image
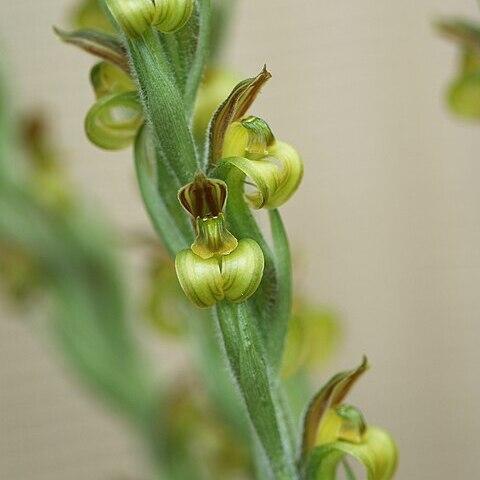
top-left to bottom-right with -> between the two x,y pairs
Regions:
134,126 -> 193,256
85,91 -> 143,150
304,426 -> 398,480
301,357 -> 369,457
54,27 -> 129,73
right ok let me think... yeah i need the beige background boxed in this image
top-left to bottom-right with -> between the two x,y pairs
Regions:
1,0 -> 480,479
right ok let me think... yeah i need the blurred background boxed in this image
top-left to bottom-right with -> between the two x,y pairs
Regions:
1,0 -> 480,479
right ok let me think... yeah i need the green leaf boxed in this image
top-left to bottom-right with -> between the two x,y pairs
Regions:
134,125 -> 193,255
268,209 -> 292,373
0,183 -> 155,423
54,27 -> 129,73
281,306 -> 341,379
448,72 -> 480,119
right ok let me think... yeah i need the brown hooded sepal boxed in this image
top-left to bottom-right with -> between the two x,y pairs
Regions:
178,173 -> 228,219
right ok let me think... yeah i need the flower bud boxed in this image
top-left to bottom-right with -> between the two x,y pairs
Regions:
175,238 -> 265,308
106,0 -> 194,38
222,116 -> 304,209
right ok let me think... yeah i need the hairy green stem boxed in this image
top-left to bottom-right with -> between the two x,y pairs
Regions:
215,301 -> 298,480
127,30 -> 198,182
105,2 -> 298,478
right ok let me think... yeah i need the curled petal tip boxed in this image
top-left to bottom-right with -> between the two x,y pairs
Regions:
222,117 -> 304,210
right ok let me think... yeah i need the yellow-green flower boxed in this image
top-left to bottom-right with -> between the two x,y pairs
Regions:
175,175 -> 264,308
207,68 -> 304,210
302,359 -> 398,480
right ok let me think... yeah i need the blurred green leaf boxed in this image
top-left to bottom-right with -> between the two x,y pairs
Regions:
71,0 -> 116,33
282,304 -> 341,379
448,71 -> 480,119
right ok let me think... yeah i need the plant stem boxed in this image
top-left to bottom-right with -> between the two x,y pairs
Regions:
215,301 -> 298,479
127,30 -> 198,184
